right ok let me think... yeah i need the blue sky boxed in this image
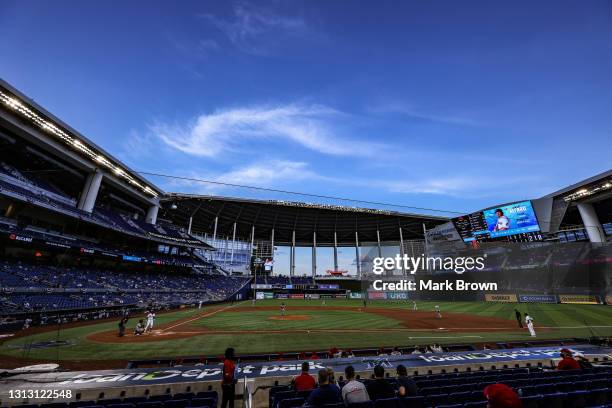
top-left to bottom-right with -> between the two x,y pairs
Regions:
1,0 -> 611,216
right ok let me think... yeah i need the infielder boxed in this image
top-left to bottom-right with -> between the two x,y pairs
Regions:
280,302 -> 286,316
435,305 -> 442,319
525,313 -> 536,337
412,301 -> 418,311
144,310 -> 156,332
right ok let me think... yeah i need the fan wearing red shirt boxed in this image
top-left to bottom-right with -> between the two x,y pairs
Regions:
221,347 -> 237,408
556,349 -> 581,371
293,361 -> 316,391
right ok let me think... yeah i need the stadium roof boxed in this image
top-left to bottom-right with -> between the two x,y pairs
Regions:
0,79 -> 163,201
543,169 -> 612,204
160,193 -> 449,246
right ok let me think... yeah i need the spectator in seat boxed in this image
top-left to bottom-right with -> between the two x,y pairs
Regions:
326,367 -> 336,385
483,383 -> 522,408
293,361 -> 316,391
390,346 -> 402,356
221,347 -> 237,408
366,365 -> 396,401
342,365 -> 369,405
395,365 -> 417,397
556,348 -> 581,370
305,369 -> 342,407
310,351 -> 319,360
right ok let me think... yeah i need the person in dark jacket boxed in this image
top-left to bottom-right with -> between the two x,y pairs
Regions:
366,365 -> 396,401
305,369 -> 342,407
514,309 -> 523,328
395,365 -> 418,397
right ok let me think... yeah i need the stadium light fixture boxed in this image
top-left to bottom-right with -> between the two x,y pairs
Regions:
0,89 -> 158,198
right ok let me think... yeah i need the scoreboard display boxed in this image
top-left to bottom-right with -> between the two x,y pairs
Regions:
452,201 -> 542,243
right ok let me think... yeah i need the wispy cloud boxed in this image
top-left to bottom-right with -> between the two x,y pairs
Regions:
382,174 -> 544,198
150,103 -> 386,158
369,103 -> 486,127
199,2 -> 311,55
217,160 -> 327,186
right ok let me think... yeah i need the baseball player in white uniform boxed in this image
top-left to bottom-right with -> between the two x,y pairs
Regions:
435,305 -> 442,319
525,313 -> 536,337
412,301 -> 418,311
144,310 -> 156,332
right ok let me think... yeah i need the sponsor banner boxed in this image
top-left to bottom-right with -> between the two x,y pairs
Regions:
275,293 -> 288,299
305,293 -> 320,299
485,294 -> 518,303
263,292 -> 274,299
252,284 -> 272,289
606,295 -> 612,305
320,294 -> 334,299
289,294 -> 305,299
559,294 -> 599,304
518,294 -> 557,304
368,291 -> 387,300
8,233 -> 33,243
332,294 -> 347,299
387,292 -> 409,300
4,345 -> 608,391
44,241 -> 71,249
255,292 -> 265,300
349,292 -> 363,299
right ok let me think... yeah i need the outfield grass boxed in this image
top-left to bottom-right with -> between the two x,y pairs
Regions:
1,300 -> 611,363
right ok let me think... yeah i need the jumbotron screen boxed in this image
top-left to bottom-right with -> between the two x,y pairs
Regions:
452,200 -> 541,242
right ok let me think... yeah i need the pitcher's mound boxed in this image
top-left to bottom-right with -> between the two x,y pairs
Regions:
269,315 -> 312,321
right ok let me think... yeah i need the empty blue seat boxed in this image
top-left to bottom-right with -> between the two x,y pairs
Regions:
278,397 -> 304,408
347,401 -> 374,408
398,395 -> 424,408
373,398 -> 399,408
147,396 -> 171,403
136,402 -> 164,408
189,398 -> 215,408
163,400 -> 189,408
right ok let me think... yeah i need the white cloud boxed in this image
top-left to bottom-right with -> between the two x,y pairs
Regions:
383,174 -> 544,198
151,104 -> 385,158
370,103 -> 485,127
217,160 -> 325,186
200,2 -> 309,55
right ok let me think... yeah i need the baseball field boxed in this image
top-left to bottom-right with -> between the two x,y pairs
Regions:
2,299 -> 612,369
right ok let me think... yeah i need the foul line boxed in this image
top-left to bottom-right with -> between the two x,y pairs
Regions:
160,301 -> 247,333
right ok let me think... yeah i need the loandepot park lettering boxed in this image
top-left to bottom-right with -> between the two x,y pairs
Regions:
418,349 -> 563,363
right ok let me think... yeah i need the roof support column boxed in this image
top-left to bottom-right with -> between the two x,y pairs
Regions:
187,216 -> 193,235
376,229 -> 382,258
212,216 -> 218,243
577,203 -> 606,243
270,228 -> 275,258
291,230 -> 296,277
355,231 -> 361,278
333,231 -> 338,272
77,169 -> 103,213
312,231 -> 317,278
230,222 -> 237,265
145,200 -> 160,225
399,227 -> 406,275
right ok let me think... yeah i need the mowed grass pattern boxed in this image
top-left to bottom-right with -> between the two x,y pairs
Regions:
1,300 -> 611,362
195,310 -> 402,330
